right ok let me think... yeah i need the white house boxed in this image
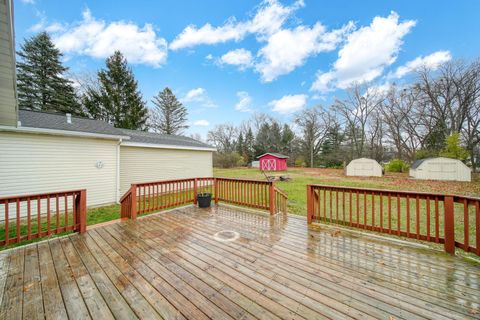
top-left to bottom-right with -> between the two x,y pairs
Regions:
346,158 -> 383,177
0,3 -> 215,207
0,110 -> 215,207
409,157 -> 471,182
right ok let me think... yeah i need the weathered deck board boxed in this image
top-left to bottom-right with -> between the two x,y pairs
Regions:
1,205 -> 480,320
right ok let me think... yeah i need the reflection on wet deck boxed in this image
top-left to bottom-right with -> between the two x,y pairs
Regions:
1,205 -> 479,319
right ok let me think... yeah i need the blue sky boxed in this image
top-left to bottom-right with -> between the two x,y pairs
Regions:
13,0 -> 480,138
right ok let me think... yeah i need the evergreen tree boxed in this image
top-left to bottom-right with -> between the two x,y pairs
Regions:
236,132 -> 245,155
281,124 -> 295,154
83,51 -> 148,130
244,128 -> 255,163
16,32 -> 81,114
150,87 -> 188,134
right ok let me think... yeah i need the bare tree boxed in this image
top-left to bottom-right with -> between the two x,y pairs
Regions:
381,85 -> 428,160
295,105 -> 331,167
334,84 -> 384,159
207,124 -> 239,153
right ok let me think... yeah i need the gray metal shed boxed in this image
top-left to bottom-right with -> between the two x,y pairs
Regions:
409,157 -> 471,182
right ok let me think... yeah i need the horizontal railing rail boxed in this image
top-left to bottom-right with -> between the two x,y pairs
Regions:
307,184 -> 480,256
1,189 -> 86,246
120,177 -> 287,219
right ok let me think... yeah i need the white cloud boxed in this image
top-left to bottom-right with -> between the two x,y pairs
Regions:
170,0 -> 303,50
193,120 -> 210,126
392,50 -> 451,78
269,94 -> 307,114
256,22 -> 354,82
183,88 -> 216,108
20,0 -> 35,4
235,91 -> 253,112
311,12 -> 416,92
220,49 -> 253,69
50,8 -> 167,67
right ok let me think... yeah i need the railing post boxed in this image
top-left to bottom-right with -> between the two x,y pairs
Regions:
193,178 -> 198,205
444,196 -> 455,254
75,189 -> 87,233
131,184 -> 137,221
307,185 -> 313,224
269,182 -> 275,215
214,178 -> 219,204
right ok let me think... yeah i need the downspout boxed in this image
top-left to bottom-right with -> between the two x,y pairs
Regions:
116,138 -> 122,203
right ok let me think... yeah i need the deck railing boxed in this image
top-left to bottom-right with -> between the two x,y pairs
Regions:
120,177 -> 288,219
307,184 -> 480,256
1,189 -> 86,246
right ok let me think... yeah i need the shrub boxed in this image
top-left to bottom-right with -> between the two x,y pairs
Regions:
213,152 -> 244,168
385,159 -> 409,173
294,156 -> 306,167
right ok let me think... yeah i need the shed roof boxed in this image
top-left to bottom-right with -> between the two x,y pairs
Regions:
411,158 -> 430,169
16,110 -> 214,150
257,153 -> 289,159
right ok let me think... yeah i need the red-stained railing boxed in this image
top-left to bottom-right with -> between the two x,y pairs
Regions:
307,184 -> 480,256
120,177 -> 287,219
274,186 -> 288,215
0,189 -> 86,246
215,178 -> 274,212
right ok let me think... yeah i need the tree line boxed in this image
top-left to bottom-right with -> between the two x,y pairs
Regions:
16,32 -> 189,135
208,60 -> 480,171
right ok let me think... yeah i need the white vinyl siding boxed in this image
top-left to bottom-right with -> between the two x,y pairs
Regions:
0,0 -> 17,126
120,146 -> 213,195
346,158 -> 383,177
0,132 -> 118,206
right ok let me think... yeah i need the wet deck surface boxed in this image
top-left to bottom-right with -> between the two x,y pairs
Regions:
0,205 -> 479,319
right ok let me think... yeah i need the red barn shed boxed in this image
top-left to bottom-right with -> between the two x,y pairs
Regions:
257,153 -> 289,171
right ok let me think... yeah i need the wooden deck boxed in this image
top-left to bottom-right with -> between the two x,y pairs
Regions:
1,205 -> 479,319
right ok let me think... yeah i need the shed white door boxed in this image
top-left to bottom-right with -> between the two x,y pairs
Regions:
262,159 -> 276,171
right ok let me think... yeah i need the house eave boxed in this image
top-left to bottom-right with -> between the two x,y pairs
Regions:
121,141 -> 216,152
0,125 -> 130,140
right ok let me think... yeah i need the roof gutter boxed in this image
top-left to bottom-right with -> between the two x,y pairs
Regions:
0,125 -> 130,140
121,141 -> 216,152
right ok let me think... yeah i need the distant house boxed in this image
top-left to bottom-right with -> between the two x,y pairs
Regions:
410,157 -> 471,182
257,153 -> 289,171
346,158 -> 383,177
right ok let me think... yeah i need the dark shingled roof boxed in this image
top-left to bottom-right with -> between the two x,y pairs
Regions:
19,109 -> 126,136
257,152 -> 289,159
119,128 -> 214,149
18,110 -> 214,150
